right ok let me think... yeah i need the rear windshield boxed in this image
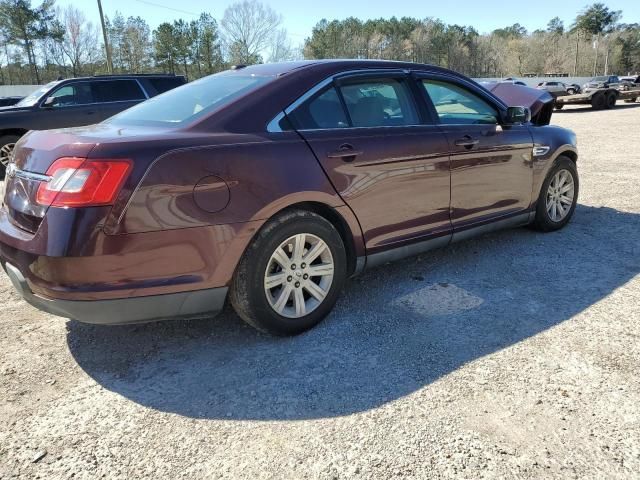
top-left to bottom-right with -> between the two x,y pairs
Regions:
592,76 -> 608,82
107,72 -> 272,127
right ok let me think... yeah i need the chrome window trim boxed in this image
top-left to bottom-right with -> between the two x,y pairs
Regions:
296,123 -> 440,133
266,111 -> 287,133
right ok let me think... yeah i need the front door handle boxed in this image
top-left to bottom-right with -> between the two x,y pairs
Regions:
327,144 -> 363,161
454,136 -> 479,149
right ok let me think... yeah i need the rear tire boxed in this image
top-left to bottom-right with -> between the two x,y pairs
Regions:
230,209 -> 347,336
591,93 -> 606,110
532,157 -> 579,232
566,88 -> 575,95
0,134 -> 20,180
605,92 -> 617,109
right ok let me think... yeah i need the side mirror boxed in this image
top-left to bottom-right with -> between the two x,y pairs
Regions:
42,96 -> 55,108
504,106 -> 531,125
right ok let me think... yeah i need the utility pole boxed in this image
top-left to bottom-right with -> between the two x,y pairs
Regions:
97,0 -> 114,74
592,33 -> 600,76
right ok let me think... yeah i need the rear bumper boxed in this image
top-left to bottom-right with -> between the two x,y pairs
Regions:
2,261 -> 228,325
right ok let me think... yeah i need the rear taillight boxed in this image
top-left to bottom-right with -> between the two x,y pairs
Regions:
36,157 -> 132,207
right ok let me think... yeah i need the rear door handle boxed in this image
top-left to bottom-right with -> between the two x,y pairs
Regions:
454,136 -> 479,148
327,144 -> 363,161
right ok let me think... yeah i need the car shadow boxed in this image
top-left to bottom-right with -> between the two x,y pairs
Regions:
66,205 -> 640,420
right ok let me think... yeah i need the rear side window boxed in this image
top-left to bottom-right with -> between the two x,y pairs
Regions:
338,78 -> 419,127
422,79 -> 498,125
146,77 -> 185,95
287,87 -> 349,130
92,80 -> 146,103
48,82 -> 94,107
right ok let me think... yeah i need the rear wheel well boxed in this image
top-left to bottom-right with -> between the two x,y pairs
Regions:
270,202 -> 359,276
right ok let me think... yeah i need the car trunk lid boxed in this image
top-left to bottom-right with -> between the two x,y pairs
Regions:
2,130 -> 98,233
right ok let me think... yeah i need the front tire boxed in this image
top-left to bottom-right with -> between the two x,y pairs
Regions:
532,157 -> 579,232
230,209 -> 347,335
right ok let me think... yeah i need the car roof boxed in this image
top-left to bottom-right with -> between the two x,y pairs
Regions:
234,59 -> 464,78
61,74 -> 184,82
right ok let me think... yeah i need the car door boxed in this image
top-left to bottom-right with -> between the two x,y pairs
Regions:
36,81 -> 99,129
417,75 -> 534,232
91,79 -> 148,122
287,71 -> 451,252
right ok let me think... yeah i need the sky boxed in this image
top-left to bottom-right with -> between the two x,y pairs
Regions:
63,0 -> 640,44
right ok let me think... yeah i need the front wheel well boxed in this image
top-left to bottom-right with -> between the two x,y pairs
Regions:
560,150 -> 577,164
268,202 -> 359,276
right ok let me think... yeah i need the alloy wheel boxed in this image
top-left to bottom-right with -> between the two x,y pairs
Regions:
0,142 -> 15,167
264,233 -> 335,319
546,169 -> 575,222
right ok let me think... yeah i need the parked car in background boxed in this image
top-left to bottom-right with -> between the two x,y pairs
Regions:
536,81 -> 579,96
565,83 -> 581,94
0,96 -> 24,107
0,74 -> 186,178
619,75 -> 640,90
501,78 -> 528,86
0,60 -> 579,335
583,75 -> 620,92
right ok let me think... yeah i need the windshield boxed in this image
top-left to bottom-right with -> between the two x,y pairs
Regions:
107,72 -> 273,127
15,81 -> 61,107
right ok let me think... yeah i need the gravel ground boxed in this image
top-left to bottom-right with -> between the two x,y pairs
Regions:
1,102 -> 640,479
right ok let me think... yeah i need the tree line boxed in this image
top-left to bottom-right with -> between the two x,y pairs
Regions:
0,0 -> 638,86
304,5 -> 639,78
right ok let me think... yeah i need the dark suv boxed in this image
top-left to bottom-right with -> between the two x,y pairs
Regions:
0,74 -> 186,177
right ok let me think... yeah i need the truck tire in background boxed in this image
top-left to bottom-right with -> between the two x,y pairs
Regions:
591,93 -> 606,110
605,92 -> 617,109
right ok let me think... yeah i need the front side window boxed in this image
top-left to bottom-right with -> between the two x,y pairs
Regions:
108,72 -> 272,126
422,79 -> 498,125
338,78 -> 419,127
47,83 -> 94,107
287,76 -> 419,130
16,81 -> 60,107
92,80 -> 146,103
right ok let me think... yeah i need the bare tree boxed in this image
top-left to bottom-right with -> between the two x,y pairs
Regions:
221,0 -> 281,64
56,6 -> 100,76
267,28 -> 297,62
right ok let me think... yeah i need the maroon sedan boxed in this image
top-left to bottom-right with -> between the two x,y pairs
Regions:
0,60 -> 578,335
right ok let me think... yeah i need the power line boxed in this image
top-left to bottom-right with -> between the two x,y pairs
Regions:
129,0 -> 199,16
